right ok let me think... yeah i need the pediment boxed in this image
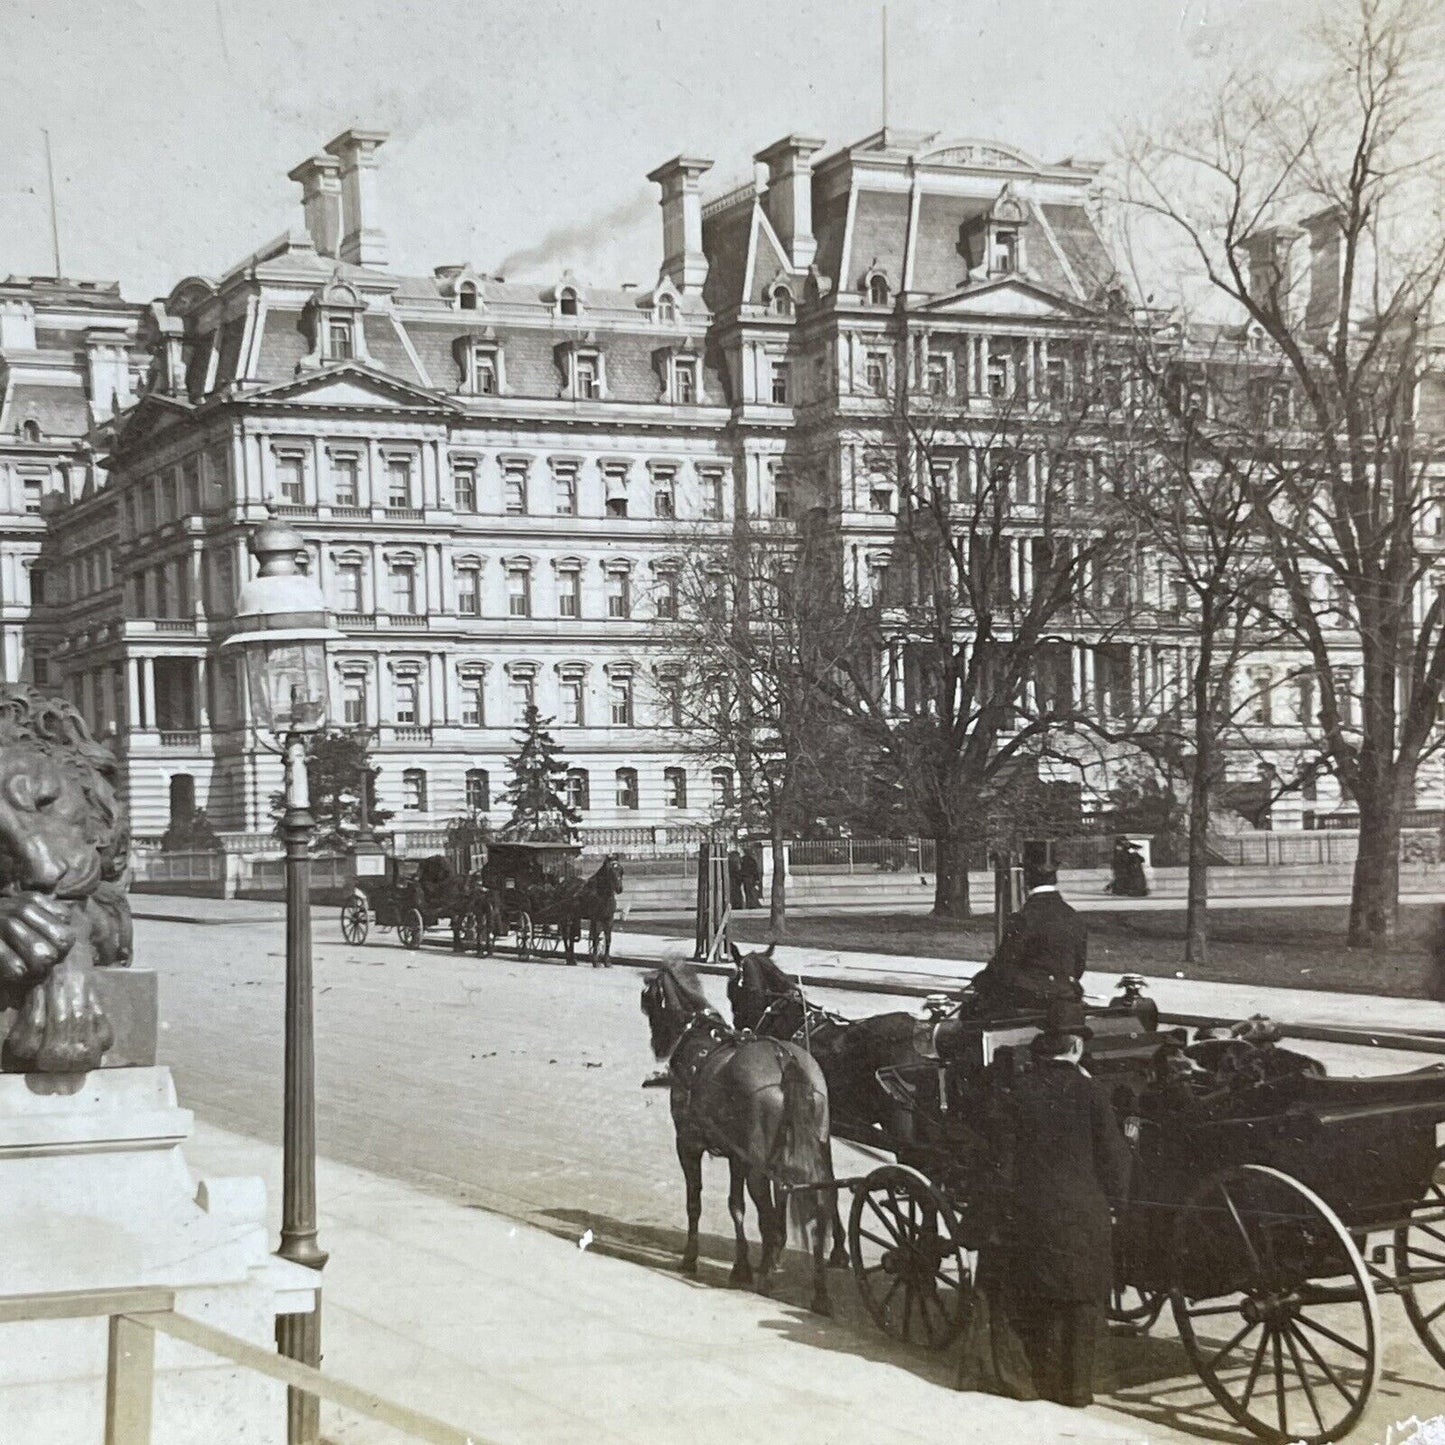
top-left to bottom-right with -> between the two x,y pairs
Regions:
246,363 -> 453,411
922,278 -> 1094,320
112,392 -> 193,450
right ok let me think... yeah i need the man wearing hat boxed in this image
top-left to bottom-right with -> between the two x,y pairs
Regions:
970,859 -> 1087,1014
992,999 -> 1132,1406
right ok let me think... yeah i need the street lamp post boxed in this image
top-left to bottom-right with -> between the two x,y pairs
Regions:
222,515 -> 344,1445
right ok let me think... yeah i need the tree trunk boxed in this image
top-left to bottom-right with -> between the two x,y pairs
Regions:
1349,790 -> 1402,948
932,832 -> 970,917
769,824 -> 787,937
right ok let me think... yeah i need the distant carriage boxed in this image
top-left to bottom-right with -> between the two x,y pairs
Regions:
479,840 -> 625,966
339,853 -> 499,954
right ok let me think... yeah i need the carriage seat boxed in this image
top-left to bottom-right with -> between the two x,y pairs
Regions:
1294,1062 -> 1445,1109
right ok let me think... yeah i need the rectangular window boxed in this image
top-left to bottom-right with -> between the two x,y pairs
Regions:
330,454 -> 360,506
774,473 -> 792,519
673,360 -> 696,403
386,457 -> 414,509
465,769 -> 490,809
558,570 -> 581,618
700,470 -> 725,521
456,568 -> 480,616
22,479 -> 42,516
926,357 -> 948,397
615,768 -> 638,810
402,769 -> 427,812
342,680 -> 366,726
276,454 -> 305,504
865,353 -> 888,396
992,230 -> 1017,273
655,574 -> 679,620
770,361 -> 790,404
509,675 -> 534,724
659,679 -> 683,728
869,486 -> 894,514
1045,356 -> 1068,401
503,469 -> 526,516
575,356 -> 600,399
609,676 -> 633,726
987,354 -> 1008,397
460,680 -> 483,727
560,677 -> 584,726
653,484 -> 675,518
506,567 -> 530,618
554,470 -> 577,516
605,571 -> 630,619
335,563 -> 363,613
395,681 -> 419,725
473,349 -> 498,395
390,564 -> 418,615
328,319 -> 354,360
664,767 -> 687,808
452,465 -> 477,513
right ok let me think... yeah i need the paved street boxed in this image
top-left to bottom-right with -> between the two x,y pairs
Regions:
138,905 -> 1445,1442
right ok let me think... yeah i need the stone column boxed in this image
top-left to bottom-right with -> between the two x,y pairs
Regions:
142,656 -> 156,730
126,657 -> 141,732
197,656 -> 210,730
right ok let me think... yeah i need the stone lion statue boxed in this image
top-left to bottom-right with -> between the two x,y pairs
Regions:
0,684 -> 132,1072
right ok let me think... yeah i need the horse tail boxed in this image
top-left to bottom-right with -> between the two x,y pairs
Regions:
766,1049 -> 832,1248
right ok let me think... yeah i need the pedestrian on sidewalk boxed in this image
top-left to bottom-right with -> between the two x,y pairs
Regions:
738,848 -> 762,910
990,1000 -> 1132,1408
968,860 -> 1087,1014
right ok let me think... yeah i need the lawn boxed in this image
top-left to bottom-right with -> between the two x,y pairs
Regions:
631,904 -> 1444,999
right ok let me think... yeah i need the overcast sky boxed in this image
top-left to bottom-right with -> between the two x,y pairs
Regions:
0,0 -> 1316,300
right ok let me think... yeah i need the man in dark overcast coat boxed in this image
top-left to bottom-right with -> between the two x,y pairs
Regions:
993,1000 -> 1132,1406
970,861 -> 1087,1013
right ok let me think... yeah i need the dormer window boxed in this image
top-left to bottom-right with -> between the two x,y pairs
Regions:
866,273 -> 890,306
559,287 -> 579,318
673,358 -> 697,404
20,419 -> 41,443
992,230 -> 1018,274
575,355 -> 600,398
458,282 -> 478,311
327,318 -> 355,361
768,284 -> 794,317
656,295 -> 677,324
473,345 -> 499,395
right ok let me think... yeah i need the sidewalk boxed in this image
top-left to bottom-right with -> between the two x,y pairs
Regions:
185,1122 -> 1167,1445
607,927 -> 1445,1041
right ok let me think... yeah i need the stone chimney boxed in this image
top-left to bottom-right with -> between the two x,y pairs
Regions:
324,128 -> 390,268
288,154 -> 342,258
647,155 -> 713,293
1302,207 -> 1349,335
83,327 -> 135,418
754,135 -> 825,271
1241,225 -> 1305,323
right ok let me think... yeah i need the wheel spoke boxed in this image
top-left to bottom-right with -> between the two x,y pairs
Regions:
857,1226 -> 895,1252
879,1274 -> 903,1319
1421,1295 -> 1445,1327
900,1286 -> 914,1342
1283,1318 -> 1327,1436
1272,1328 -> 1287,1437
1205,1318 -> 1258,1375
1294,1311 -> 1369,1359
864,1198 -> 903,1245
1237,1325 -> 1271,1413
1220,1182 -> 1264,1279
1286,1319 -> 1355,1405
1184,1300 -> 1249,1321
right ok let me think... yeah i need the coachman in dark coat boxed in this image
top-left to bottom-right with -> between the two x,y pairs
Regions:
990,1000 -> 1132,1407
970,864 -> 1087,1013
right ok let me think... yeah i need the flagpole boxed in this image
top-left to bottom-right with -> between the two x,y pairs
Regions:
41,129 -> 62,278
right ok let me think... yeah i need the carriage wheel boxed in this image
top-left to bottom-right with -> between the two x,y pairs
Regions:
455,910 -> 479,953
1170,1164 -> 1379,1445
340,894 -> 370,945
537,927 -> 563,956
471,910 -> 497,958
847,1164 -> 970,1350
397,908 -> 425,951
515,911 -> 533,959
1396,1143 -> 1445,1368
1107,1282 -> 1166,1334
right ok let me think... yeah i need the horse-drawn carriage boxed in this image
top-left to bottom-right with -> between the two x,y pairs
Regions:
720,951 -> 1445,1444
480,840 -> 624,966
339,853 -> 497,954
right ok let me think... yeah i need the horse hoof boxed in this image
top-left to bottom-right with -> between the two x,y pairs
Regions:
754,1276 -> 774,1298
728,1268 -> 753,1288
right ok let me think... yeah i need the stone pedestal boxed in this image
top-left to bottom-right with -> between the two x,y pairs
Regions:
0,1067 -> 316,1444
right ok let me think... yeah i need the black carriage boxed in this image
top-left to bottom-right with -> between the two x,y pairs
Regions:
825,986 -> 1445,1444
339,852 -> 498,954
479,840 -> 584,960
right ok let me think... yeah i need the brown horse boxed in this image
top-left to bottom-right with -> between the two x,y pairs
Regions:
641,961 -> 836,1314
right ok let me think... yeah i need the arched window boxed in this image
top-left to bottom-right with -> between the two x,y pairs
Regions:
710,767 -> 735,809
559,287 -> 579,317
458,281 -> 478,311
867,273 -> 889,306
664,766 -> 687,809
168,773 -> 196,823
20,419 -> 41,443
465,767 -> 490,811
564,767 -> 590,811
402,768 -> 427,812
769,285 -> 794,317
615,767 -> 639,810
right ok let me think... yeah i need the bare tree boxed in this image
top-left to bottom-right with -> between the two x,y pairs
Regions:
821,336 -> 1140,917
1119,0 -> 1445,946
664,514 -> 864,934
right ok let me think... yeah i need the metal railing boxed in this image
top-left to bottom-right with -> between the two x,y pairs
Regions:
0,1286 -> 488,1445
134,850 -> 223,883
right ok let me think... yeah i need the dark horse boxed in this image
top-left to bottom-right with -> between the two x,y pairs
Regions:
641,961 -> 836,1314
499,855 -> 624,966
576,855 -> 625,965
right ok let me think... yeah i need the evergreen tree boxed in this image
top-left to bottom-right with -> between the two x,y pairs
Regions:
500,704 -> 580,841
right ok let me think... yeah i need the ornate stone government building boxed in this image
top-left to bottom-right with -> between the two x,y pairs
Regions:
0,125 -> 1365,833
